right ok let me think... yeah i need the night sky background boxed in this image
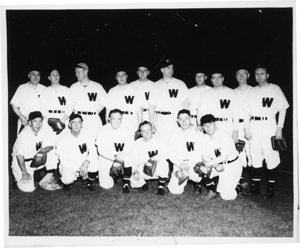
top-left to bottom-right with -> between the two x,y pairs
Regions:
5,6 -> 294,161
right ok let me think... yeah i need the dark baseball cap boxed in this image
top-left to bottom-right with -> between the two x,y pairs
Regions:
201,114 -> 216,125
28,111 -> 43,121
159,58 -> 173,69
74,63 -> 89,70
69,113 -> 83,122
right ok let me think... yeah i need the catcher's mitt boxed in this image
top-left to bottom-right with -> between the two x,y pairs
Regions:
134,130 -> 142,141
271,136 -> 288,152
109,159 -> 125,178
143,159 -> 158,177
235,139 -> 246,153
193,162 -> 212,178
30,146 -> 54,168
48,118 -> 66,135
174,169 -> 189,185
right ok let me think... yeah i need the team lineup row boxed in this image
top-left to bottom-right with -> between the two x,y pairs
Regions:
10,59 -> 289,199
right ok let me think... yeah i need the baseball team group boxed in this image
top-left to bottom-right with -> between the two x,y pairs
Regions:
10,58 -> 289,200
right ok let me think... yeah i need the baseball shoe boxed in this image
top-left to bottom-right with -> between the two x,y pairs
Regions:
193,183 -> 202,194
207,190 -> 217,199
243,187 -> 260,196
123,184 -> 129,194
157,187 -> 165,195
142,183 -> 149,191
238,182 -> 248,194
263,188 -> 275,198
86,183 -> 96,191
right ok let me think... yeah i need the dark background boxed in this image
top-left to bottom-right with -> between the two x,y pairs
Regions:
6,8 -> 294,169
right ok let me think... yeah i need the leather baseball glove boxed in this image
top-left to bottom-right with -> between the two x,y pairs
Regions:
193,161 -> 212,178
30,146 -> 54,168
235,139 -> 246,153
48,118 -> 66,135
271,136 -> 288,152
143,159 -> 158,177
109,158 -> 125,177
174,168 -> 189,185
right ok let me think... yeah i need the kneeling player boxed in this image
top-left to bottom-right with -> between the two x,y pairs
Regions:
128,121 -> 169,195
56,113 -> 98,191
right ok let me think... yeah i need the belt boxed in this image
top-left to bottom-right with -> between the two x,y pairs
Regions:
251,116 -> 268,121
225,156 -> 238,164
191,115 -> 197,118
142,108 -> 149,112
77,111 -> 96,115
239,119 -> 244,122
215,117 -> 228,121
122,111 -> 133,115
155,111 -> 172,115
49,110 -> 65,114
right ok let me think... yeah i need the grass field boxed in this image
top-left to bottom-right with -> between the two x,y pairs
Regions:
7,160 -> 295,243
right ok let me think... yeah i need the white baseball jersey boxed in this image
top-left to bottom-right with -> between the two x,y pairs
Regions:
10,82 -> 46,133
106,84 -> 142,134
244,83 -> 289,169
202,128 -> 242,200
130,79 -> 154,121
189,85 -> 212,126
198,86 -> 239,134
149,77 -> 189,141
68,80 -> 107,137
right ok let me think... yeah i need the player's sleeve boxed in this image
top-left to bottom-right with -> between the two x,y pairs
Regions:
97,84 -> 108,109
167,134 -> 181,165
230,89 -> 239,131
95,127 -> 114,160
65,85 -> 76,116
10,85 -> 23,108
39,88 -> 50,119
148,82 -> 159,107
275,85 -> 289,111
86,131 -> 98,163
179,81 -> 190,103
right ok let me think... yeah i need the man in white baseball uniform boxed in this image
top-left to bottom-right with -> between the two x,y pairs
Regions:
106,70 -> 142,137
201,114 -> 245,200
243,66 -> 289,198
197,71 -> 239,143
149,58 -> 190,142
68,63 -> 107,139
11,111 -> 61,192
56,113 -> 98,191
11,69 -> 46,135
96,109 -> 134,193
167,110 -> 205,195
188,71 -> 212,126
128,121 -> 169,195
40,69 -> 70,145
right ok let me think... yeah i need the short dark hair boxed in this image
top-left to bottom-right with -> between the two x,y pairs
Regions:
109,109 -> 123,118
177,109 -> 191,118
138,121 -> 152,132
255,66 -> 268,74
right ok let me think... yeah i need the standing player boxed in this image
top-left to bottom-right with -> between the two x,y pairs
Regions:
11,111 -> 61,192
11,69 -> 46,135
188,71 -> 212,126
68,63 -> 107,138
128,121 -> 169,195
243,66 -> 289,198
40,69 -> 70,144
56,113 -> 98,191
149,58 -> 190,142
96,109 -> 134,193
167,110 -> 205,195
130,65 -> 154,122
197,70 -> 239,143
106,70 -> 142,136
201,114 -> 245,200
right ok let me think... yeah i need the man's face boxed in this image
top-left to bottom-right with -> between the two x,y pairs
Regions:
195,73 -> 207,86
236,69 -> 249,84
137,67 -> 149,81
140,123 -> 153,142
255,68 -> 269,84
116,71 -> 128,85
110,112 -> 122,130
161,64 -> 174,78
75,68 -> 87,82
202,122 -> 216,135
28,71 -> 41,85
29,117 -> 43,133
211,73 -> 224,88
70,118 -> 83,135
178,113 -> 191,130
48,70 -> 60,85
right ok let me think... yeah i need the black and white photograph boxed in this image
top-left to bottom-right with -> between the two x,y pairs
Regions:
1,0 -> 298,247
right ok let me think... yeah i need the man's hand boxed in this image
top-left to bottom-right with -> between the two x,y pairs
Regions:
244,128 -> 251,140
275,127 -> 283,140
195,125 -> 203,132
20,115 -> 28,126
20,171 -> 32,184
232,131 -> 239,143
215,164 -> 225,172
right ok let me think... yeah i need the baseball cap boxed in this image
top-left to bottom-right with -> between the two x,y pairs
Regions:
159,58 -> 173,69
69,113 -> 83,122
74,63 -> 89,70
200,114 -> 216,125
28,111 -> 43,121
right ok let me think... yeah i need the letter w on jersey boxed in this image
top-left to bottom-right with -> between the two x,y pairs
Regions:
87,92 -> 97,101
186,142 -> 194,152
125,96 -> 134,104
220,99 -> 230,109
114,143 -> 125,152
79,143 -> 87,154
148,150 -> 158,158
169,89 -> 178,98
262,97 -> 274,108
58,96 -> 66,105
